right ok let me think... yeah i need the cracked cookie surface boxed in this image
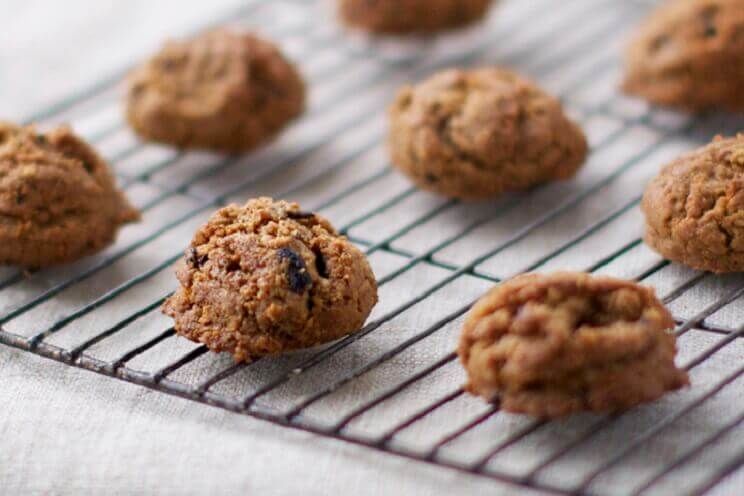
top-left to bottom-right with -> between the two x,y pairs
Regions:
388,68 -> 588,200
458,272 -> 688,418
0,123 -> 139,268
642,134 -> 744,273
338,0 -> 495,34
162,198 -> 378,362
126,29 -> 305,152
623,0 -> 744,112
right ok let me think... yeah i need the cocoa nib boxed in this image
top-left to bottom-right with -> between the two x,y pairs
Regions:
186,247 -> 208,268
278,247 -> 312,293
286,210 -> 315,220
313,247 -> 329,278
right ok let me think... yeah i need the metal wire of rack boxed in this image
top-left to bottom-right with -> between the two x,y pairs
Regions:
1,0 -> 743,495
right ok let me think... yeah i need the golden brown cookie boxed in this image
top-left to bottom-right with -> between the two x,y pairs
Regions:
458,272 -> 689,418
0,123 -> 139,269
126,29 -> 305,153
338,0 -> 495,34
623,0 -> 744,112
642,134 -> 744,273
162,198 -> 378,362
388,68 -> 588,200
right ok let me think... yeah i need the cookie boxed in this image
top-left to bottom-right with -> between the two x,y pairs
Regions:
642,134 -> 744,273
388,68 -> 588,200
623,0 -> 744,112
162,198 -> 378,362
458,272 -> 689,418
0,123 -> 139,268
126,29 -> 305,152
338,0 -> 495,34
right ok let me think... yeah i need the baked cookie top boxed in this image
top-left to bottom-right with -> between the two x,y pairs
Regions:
162,197 -> 378,362
623,0 -> 744,112
388,68 -> 587,200
642,134 -> 744,273
459,272 -> 688,418
338,0 -> 495,34
0,123 -> 139,268
126,29 -> 305,152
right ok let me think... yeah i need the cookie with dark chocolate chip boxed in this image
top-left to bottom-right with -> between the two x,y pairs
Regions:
0,122 -> 139,268
388,68 -> 588,200
642,134 -> 744,273
623,0 -> 744,112
126,29 -> 305,152
338,0 -> 496,34
459,272 -> 689,418
162,198 -> 378,361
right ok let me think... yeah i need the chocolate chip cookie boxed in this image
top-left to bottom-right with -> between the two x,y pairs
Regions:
338,0 -> 495,34
642,134 -> 744,273
459,272 -> 689,418
388,68 -> 588,200
0,123 -> 139,268
162,198 -> 378,362
126,29 -> 305,152
623,0 -> 744,112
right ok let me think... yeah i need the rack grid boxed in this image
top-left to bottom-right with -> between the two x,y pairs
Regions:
1,1 -> 743,495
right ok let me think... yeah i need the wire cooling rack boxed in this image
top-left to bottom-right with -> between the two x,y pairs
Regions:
1,1 -> 743,494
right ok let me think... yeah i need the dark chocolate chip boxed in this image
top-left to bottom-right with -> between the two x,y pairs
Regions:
277,247 -> 312,293
313,247 -> 329,278
425,173 -> 439,183
186,247 -> 208,268
286,210 -> 316,220
15,192 -> 25,205
34,134 -> 47,145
